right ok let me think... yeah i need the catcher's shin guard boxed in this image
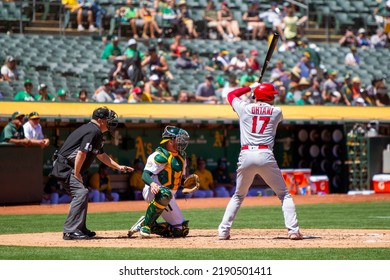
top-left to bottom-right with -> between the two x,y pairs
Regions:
144,187 -> 173,228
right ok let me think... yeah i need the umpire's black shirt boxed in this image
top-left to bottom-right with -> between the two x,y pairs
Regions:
58,122 -> 104,174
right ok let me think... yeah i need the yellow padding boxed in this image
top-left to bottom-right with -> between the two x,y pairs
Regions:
153,200 -> 166,209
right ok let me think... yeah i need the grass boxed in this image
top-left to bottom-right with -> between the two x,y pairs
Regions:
0,201 -> 389,260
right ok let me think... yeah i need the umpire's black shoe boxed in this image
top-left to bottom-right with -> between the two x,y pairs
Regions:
82,228 -> 96,238
63,230 -> 90,240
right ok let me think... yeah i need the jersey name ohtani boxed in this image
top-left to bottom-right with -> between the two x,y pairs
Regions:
251,106 -> 274,115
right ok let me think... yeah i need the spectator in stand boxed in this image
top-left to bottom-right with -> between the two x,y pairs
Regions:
89,164 -> 120,202
101,36 -> 122,61
144,74 -> 163,102
193,157 -> 214,198
294,54 -> 312,78
1,55 -> 18,81
306,77 -> 323,105
209,49 -> 230,71
217,1 -> 241,41
77,89 -> 89,102
35,83 -> 55,101
259,1 -> 285,42
161,0 -> 186,36
142,45 -> 171,79
41,177 -> 71,205
229,48 -> 249,73
212,157 -> 234,197
322,70 -> 338,103
243,1 -> 266,40
239,67 -> 258,87
203,0 -> 220,39
295,91 -> 312,105
0,112 -> 29,146
349,76 -> 365,105
113,87 -> 128,103
128,83 -> 153,103
190,52 -> 214,72
176,90 -> 190,103
128,158 -> 145,200
175,47 -> 194,69
367,76 -> 389,106
247,49 -> 260,71
195,74 -> 218,104
340,73 -> 352,106
158,76 -> 174,101
356,28 -> 372,49
271,59 -> 290,85
23,112 -> 50,149
371,27 -> 387,48
56,88 -> 69,101
221,73 -> 239,104
109,0 -> 139,38
338,27 -> 358,47
177,0 -> 198,38
274,86 -> 289,105
169,34 -> 187,59
324,91 -> 343,106
156,38 -> 170,57
299,37 -> 321,69
139,1 -> 163,38
94,79 -> 115,102
118,39 -> 145,85
344,45 -> 360,66
62,0 -> 97,31
281,2 -> 308,43
14,79 -> 35,101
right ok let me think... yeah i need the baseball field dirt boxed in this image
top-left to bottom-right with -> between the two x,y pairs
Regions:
1,194 -> 390,248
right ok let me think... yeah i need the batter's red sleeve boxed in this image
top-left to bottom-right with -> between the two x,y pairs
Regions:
227,86 -> 251,106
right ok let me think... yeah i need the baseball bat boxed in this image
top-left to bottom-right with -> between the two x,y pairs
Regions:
258,33 -> 280,83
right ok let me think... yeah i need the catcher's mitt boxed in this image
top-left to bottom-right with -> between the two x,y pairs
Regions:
182,174 -> 200,194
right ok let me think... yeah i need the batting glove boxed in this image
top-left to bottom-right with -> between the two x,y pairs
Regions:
249,82 -> 260,91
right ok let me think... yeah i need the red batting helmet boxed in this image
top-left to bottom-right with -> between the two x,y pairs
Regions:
253,83 -> 278,102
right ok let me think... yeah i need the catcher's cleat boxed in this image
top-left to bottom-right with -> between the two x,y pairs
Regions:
140,226 -> 151,238
218,235 -> 230,240
127,216 -> 145,237
288,231 -> 303,240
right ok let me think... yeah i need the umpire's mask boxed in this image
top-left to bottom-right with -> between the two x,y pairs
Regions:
92,106 -> 118,135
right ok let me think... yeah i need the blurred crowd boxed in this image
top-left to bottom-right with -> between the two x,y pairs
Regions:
0,0 -> 389,106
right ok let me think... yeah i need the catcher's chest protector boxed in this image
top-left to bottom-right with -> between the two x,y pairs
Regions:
156,148 -> 185,190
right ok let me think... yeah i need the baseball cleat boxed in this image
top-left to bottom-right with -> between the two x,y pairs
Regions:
63,230 -> 90,240
218,235 -> 230,240
127,216 -> 145,237
140,226 -> 151,238
82,228 -> 96,238
288,232 -> 303,240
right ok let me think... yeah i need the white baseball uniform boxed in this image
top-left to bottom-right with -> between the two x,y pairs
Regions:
218,86 -> 300,238
142,150 -> 186,227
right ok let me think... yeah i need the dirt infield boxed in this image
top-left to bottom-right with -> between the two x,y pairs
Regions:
1,194 -> 390,248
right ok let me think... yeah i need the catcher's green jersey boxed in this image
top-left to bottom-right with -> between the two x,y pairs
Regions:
144,147 -> 186,191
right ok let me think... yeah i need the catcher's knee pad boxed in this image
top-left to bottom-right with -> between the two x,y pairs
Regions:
154,186 -> 173,207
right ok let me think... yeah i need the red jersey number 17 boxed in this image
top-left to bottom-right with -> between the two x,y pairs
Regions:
251,116 -> 270,134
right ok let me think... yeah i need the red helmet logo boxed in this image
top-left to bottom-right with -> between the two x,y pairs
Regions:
253,83 -> 278,101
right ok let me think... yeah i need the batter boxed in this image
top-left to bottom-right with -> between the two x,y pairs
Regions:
218,82 -> 302,240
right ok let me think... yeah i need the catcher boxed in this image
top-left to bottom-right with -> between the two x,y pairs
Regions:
128,125 -> 199,238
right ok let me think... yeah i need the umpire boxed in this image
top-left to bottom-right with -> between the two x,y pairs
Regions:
50,106 -> 133,240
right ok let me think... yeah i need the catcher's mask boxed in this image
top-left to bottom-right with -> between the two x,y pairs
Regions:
252,83 -> 278,102
92,106 -> 118,135
160,125 -> 189,152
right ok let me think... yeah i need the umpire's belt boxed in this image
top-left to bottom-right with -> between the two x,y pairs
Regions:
241,145 -> 269,150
